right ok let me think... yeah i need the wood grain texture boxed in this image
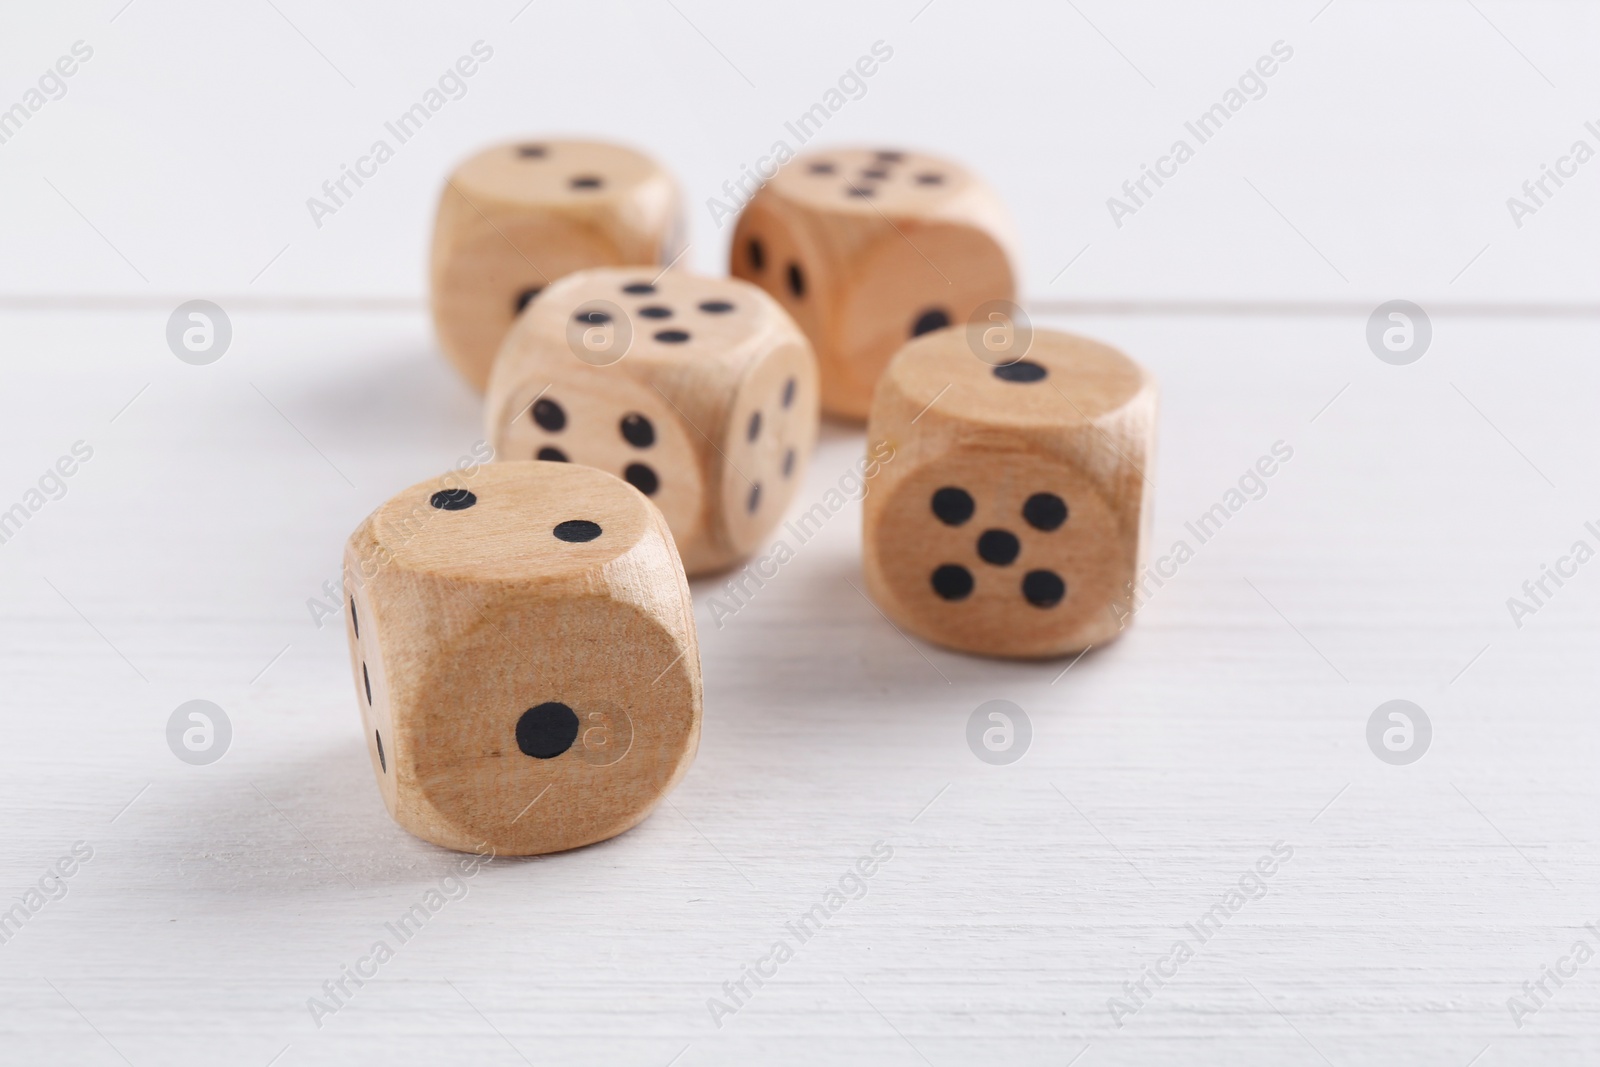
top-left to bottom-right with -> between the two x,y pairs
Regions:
342,461 -> 700,855
864,328 -> 1158,658
3,308 -> 1600,1065
730,147 -> 1017,420
485,268 -> 820,575
430,140 -> 685,391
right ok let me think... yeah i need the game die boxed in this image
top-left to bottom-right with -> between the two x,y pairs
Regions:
731,146 -> 1017,420
484,267 -> 820,575
431,139 -> 685,390
343,461 -> 701,855
863,328 -> 1158,658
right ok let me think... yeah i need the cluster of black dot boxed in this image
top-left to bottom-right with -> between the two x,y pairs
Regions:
737,373 -> 801,515
425,485 -> 604,545
531,390 -> 661,497
514,142 -> 605,191
804,149 -> 945,200
350,594 -> 386,774
744,236 -> 806,303
751,153 -> 953,342
537,283 -> 694,497
777,378 -> 797,480
927,487 -> 1068,608
539,281 -> 799,508
567,280 -> 737,347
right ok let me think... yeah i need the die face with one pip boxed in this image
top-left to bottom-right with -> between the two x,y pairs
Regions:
484,267 -> 820,575
430,139 -> 685,391
344,461 -> 701,856
863,329 -> 1157,659
731,147 -> 1017,421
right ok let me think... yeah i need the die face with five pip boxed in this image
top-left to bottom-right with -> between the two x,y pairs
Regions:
343,461 -> 701,856
863,329 -> 1158,659
730,147 -> 1017,421
484,267 -> 820,576
430,139 -> 685,391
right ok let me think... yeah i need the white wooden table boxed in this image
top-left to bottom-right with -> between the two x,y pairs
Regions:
2,299 -> 1597,1066
6,0 -> 1600,1060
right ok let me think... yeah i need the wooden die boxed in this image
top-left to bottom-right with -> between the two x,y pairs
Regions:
343,461 -> 701,856
731,147 -> 1017,420
863,329 -> 1158,658
484,267 -> 820,575
430,139 -> 685,391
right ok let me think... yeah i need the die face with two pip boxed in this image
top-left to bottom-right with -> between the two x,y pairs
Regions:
484,267 -> 820,575
430,139 -> 685,391
344,461 -> 701,856
863,329 -> 1158,659
731,147 -> 1017,421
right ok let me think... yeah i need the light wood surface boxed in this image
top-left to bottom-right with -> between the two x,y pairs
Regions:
485,267 -> 820,575
731,147 -> 1016,420
342,460 -> 700,855
4,304 -> 1600,1066
864,328 -> 1158,658
430,140 -> 685,391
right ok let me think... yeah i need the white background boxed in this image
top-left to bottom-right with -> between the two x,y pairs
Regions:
2,2 -> 1599,1065
2,0 -> 1596,305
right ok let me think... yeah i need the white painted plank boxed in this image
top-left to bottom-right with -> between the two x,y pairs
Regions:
0,1 -> 1596,304
0,306 -> 1596,1063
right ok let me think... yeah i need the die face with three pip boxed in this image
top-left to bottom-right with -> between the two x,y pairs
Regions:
344,461 -> 701,856
484,267 -> 820,575
863,329 -> 1158,659
730,147 -> 1017,421
430,139 -> 686,391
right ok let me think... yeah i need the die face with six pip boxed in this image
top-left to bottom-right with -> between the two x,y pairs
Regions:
730,147 -> 1017,421
484,267 -> 820,576
863,329 -> 1158,659
344,461 -> 701,856
430,139 -> 685,391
